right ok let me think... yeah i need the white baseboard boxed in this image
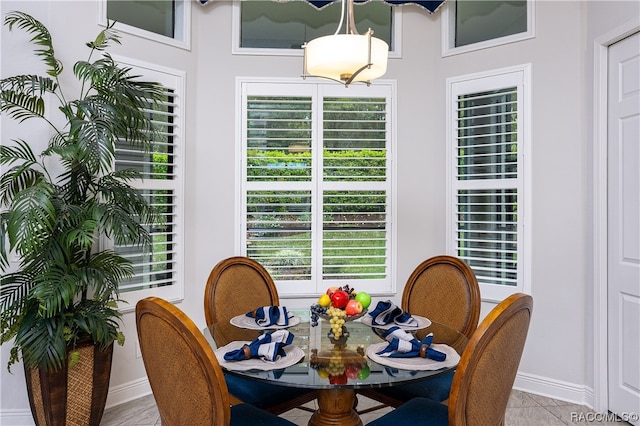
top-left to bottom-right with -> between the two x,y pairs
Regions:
0,379 -> 153,426
514,371 -> 595,409
104,377 -> 152,409
0,409 -> 34,426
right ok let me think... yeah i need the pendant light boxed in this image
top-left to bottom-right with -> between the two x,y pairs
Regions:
302,0 -> 389,87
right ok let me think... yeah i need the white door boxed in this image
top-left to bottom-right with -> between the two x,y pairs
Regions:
608,31 -> 640,426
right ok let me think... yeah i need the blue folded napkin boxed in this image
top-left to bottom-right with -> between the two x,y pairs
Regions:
368,300 -> 418,327
246,306 -> 291,327
224,330 -> 295,362
375,326 -> 447,361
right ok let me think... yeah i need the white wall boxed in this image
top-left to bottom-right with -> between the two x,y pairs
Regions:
584,0 -> 640,411
1,0 -> 637,423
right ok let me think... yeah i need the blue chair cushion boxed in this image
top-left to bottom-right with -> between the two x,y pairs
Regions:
366,397 -> 449,426
225,374 -> 313,410
375,371 -> 453,403
230,403 -> 296,425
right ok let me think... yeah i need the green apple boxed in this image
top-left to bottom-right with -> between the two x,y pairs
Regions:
354,292 -> 372,309
357,364 -> 371,380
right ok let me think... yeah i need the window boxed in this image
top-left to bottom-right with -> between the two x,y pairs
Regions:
111,59 -> 186,307
233,1 -> 401,57
446,65 -> 531,301
442,0 -> 535,57
239,79 -> 396,297
99,0 -> 191,49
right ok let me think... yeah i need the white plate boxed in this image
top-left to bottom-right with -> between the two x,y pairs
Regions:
366,342 -> 460,371
361,314 -> 431,330
214,341 -> 305,371
230,314 -> 301,330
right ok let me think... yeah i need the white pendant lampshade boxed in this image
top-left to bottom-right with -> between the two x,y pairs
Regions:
303,0 -> 389,86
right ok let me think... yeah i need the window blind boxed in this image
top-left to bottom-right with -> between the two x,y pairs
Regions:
322,97 -> 388,280
241,83 -> 393,294
454,86 -> 520,289
115,87 -> 180,293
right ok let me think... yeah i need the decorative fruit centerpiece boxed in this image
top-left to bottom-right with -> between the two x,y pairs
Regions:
310,285 -> 372,341
310,347 -> 371,383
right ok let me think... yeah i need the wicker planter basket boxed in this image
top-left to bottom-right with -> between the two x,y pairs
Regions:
24,341 -> 114,426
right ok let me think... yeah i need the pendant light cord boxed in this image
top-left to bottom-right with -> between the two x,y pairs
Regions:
335,0 -> 346,35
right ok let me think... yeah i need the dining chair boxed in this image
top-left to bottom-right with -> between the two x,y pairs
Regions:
358,255 -> 481,407
204,256 -> 317,414
366,292 -> 534,426
135,297 -> 296,426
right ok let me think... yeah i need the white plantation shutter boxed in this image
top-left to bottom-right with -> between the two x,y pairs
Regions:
112,61 -> 185,305
321,96 -> 389,282
447,66 -> 530,301
241,81 -> 394,296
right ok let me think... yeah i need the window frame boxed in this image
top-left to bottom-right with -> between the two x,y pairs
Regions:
441,0 -> 535,57
108,57 -> 186,311
98,0 -> 192,50
236,77 -> 397,298
445,64 -> 531,302
231,1 -> 404,59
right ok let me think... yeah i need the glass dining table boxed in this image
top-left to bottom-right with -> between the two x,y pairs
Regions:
203,309 -> 468,426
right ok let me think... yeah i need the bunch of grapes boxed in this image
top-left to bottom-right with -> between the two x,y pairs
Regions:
327,307 -> 347,339
340,284 -> 357,298
310,303 -> 328,327
326,353 -> 345,376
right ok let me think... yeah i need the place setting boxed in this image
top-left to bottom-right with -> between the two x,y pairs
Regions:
365,326 -> 460,371
229,305 -> 301,330
361,300 -> 432,330
214,328 -> 305,371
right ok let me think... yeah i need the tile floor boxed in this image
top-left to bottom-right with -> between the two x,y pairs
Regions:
100,389 -> 630,425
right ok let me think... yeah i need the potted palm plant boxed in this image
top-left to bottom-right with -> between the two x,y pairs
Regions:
0,11 -> 164,425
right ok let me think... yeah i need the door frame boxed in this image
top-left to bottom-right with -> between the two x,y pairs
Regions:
592,17 -> 640,413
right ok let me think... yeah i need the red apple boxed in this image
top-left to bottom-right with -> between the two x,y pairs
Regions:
330,290 -> 349,309
326,286 -> 340,297
345,299 -> 363,316
329,373 -> 347,385
345,364 -> 361,379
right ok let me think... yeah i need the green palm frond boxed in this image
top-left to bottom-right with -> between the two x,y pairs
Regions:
31,271 -> 79,316
6,181 -> 57,252
0,75 -> 58,97
86,20 -> 121,51
16,311 -> 68,371
0,139 -> 38,165
0,274 -> 31,324
4,11 -> 62,77
0,90 -> 46,122
0,167 -> 44,211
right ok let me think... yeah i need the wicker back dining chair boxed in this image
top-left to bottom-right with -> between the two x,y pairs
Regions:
367,293 -> 534,426
359,255 -> 481,407
204,256 -> 280,347
204,256 -> 317,414
402,255 -> 481,341
135,297 -> 295,426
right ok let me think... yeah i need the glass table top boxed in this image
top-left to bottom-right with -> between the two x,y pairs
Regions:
204,309 -> 468,390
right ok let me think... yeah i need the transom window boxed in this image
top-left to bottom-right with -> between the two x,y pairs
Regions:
234,1 -> 399,56
442,0 -> 535,57
239,79 -> 396,296
99,0 -> 191,49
